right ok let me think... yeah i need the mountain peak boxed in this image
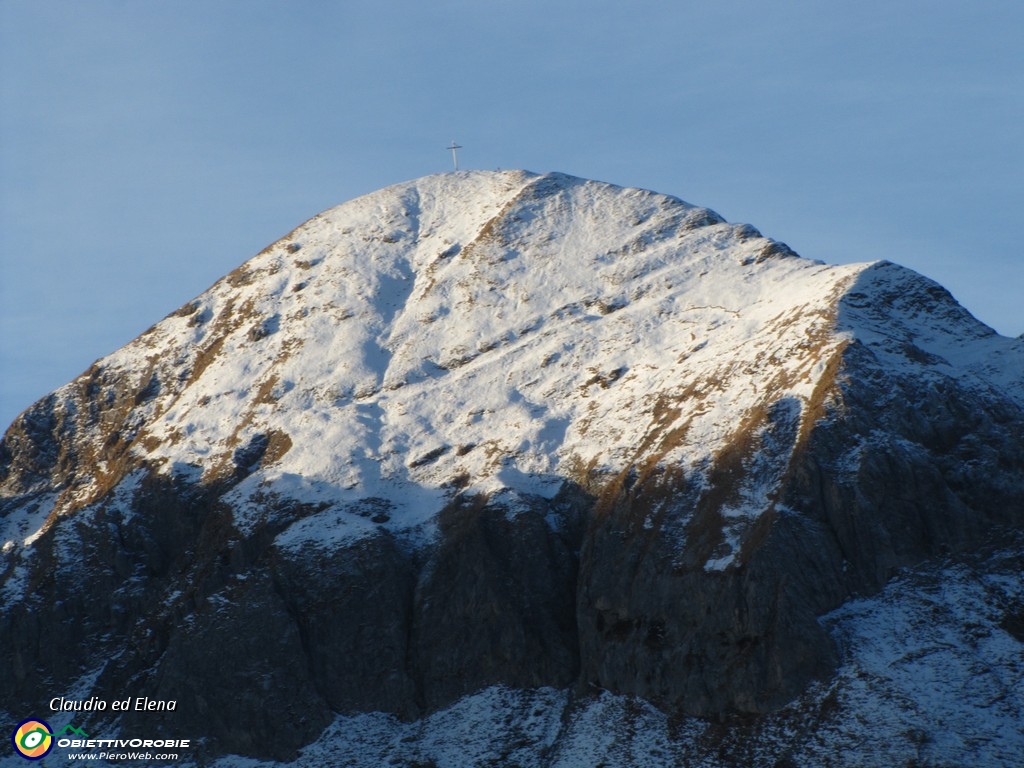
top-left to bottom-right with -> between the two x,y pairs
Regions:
13,170 -> 854,546
5,170 -> 1021,555
2,171 -> 1023,762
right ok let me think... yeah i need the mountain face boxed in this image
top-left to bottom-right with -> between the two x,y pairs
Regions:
2,170 -> 1023,764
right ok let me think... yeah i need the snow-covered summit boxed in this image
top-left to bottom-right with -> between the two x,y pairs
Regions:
4,171 -> 1024,763
6,170 -> 1021,555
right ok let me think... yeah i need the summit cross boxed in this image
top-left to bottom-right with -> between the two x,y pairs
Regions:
447,140 -> 462,171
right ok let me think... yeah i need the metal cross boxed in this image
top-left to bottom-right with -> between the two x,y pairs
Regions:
447,140 -> 462,171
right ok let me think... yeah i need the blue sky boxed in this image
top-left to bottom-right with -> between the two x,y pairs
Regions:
1,0 -> 1021,428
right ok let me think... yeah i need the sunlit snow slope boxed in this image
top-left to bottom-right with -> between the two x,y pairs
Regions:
13,170 -> 1018,561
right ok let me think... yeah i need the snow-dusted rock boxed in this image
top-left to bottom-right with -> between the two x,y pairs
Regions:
2,171 -> 1022,763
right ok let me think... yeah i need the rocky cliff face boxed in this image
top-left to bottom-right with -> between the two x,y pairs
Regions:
2,171 -> 1022,762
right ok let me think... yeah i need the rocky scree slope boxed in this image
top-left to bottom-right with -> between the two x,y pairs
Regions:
1,170 -> 1023,761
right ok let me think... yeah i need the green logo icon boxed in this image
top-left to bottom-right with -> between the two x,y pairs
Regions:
56,724 -> 89,738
